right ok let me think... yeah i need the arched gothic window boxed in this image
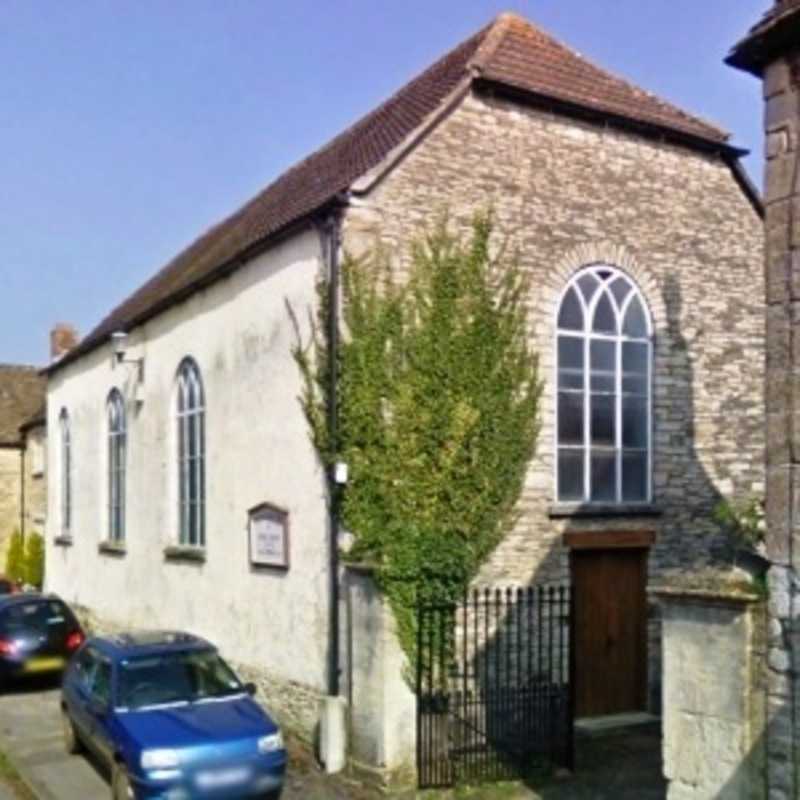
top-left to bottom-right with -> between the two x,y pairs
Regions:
107,390 -> 126,542
176,358 -> 205,547
555,265 -> 652,504
59,408 -> 71,535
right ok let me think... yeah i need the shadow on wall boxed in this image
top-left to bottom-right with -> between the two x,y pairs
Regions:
657,272 -> 732,568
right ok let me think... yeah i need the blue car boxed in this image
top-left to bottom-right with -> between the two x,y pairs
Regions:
61,631 -> 286,799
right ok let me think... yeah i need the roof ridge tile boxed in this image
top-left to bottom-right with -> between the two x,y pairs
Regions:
469,13 -> 516,75
478,13 -> 729,142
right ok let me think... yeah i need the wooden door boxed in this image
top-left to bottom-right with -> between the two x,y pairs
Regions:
572,548 -> 647,717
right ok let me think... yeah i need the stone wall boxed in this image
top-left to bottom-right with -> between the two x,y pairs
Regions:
0,429 -> 46,570
760,39 -> 800,800
343,89 -> 765,709
21,425 -> 46,538
658,585 -> 766,800
344,89 -> 764,584
0,447 -> 22,565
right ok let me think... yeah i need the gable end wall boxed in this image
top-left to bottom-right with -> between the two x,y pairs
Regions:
343,90 -> 765,708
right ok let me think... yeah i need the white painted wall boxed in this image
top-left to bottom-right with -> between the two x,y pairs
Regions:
45,228 -> 331,693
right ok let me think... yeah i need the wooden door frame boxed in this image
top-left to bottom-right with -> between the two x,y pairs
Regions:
564,529 -> 655,550
565,529 -> 655,718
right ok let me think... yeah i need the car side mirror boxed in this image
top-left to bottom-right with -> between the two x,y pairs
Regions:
244,682 -> 257,697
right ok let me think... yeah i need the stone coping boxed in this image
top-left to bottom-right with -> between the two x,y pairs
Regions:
650,584 -> 761,605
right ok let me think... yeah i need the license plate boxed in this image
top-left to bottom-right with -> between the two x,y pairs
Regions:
195,766 -> 251,789
24,657 -> 65,674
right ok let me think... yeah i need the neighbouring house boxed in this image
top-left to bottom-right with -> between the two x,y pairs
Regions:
43,11 -> 765,779
0,364 -> 47,565
728,1 -> 800,796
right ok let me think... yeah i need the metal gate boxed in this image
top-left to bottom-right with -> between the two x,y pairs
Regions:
416,585 -> 573,788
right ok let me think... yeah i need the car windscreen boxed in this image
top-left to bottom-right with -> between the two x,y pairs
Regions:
0,600 -> 72,636
117,649 -> 244,710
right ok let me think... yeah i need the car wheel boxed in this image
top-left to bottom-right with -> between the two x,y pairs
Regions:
111,763 -> 134,800
61,708 -> 82,755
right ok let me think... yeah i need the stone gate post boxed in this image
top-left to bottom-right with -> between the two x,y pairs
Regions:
655,584 -> 767,799
343,564 -> 417,788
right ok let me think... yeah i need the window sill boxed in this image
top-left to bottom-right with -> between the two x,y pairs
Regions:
548,503 -> 662,519
53,535 -> 73,547
98,540 -> 127,557
164,545 -> 206,563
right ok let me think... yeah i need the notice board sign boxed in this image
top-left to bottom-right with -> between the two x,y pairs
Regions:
248,503 -> 290,569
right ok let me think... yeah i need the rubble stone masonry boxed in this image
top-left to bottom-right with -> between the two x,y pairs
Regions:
21,426 -> 46,538
0,448 -> 21,564
343,89 -> 765,711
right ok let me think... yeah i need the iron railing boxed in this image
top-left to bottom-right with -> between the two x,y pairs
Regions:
417,585 -> 573,788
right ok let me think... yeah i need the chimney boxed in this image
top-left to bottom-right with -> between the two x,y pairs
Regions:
50,323 -> 79,362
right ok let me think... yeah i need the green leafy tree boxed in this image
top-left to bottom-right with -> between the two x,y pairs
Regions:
295,213 -> 542,664
4,530 -> 25,583
23,532 -> 45,589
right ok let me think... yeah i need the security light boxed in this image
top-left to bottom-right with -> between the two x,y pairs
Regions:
110,330 -> 144,385
111,331 -> 128,363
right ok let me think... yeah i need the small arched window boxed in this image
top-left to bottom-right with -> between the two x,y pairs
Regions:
107,390 -> 126,543
59,408 -> 71,535
176,358 -> 205,547
555,265 -> 653,504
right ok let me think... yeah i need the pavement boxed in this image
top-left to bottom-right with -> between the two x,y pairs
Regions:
0,676 -> 376,800
412,724 -> 666,800
0,677 -> 665,800
0,677 -> 106,800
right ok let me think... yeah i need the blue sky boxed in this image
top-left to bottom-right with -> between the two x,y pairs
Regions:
0,0 -> 767,364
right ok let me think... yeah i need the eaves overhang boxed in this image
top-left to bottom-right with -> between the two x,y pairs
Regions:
727,2 -> 800,77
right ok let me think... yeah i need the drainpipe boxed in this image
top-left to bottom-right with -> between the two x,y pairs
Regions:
325,204 -> 343,698
316,197 -> 348,775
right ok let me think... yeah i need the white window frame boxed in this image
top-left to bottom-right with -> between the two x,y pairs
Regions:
107,389 -> 126,543
59,409 -> 72,536
554,264 -> 653,505
176,358 -> 205,547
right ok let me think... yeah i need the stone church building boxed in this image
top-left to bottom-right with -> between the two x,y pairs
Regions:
44,12 -> 764,777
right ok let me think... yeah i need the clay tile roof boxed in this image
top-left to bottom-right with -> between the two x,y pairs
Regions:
19,401 -> 46,433
54,12 -> 733,372
0,365 -> 46,446
472,13 -> 728,144
753,0 -> 800,31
